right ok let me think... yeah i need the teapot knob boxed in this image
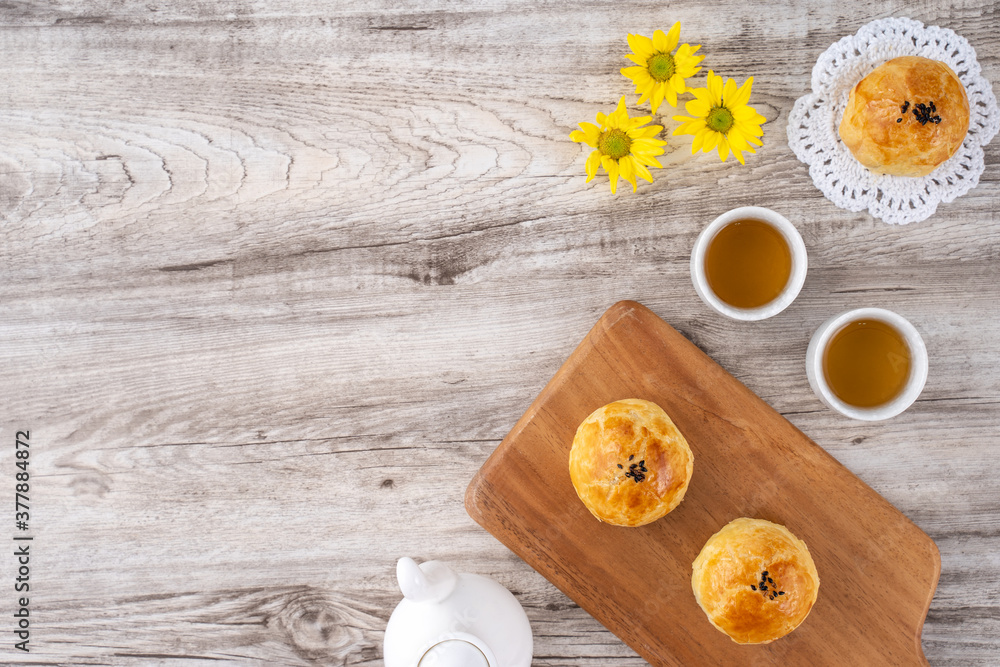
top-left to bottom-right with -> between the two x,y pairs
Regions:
396,557 -> 458,604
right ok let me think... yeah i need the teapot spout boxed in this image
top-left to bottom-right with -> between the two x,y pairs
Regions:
396,557 -> 458,603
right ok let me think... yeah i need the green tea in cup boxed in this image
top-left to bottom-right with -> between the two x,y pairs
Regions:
822,319 -> 912,408
704,218 -> 792,309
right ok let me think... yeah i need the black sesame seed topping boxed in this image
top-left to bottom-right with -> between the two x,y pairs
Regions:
629,454 -> 634,461
623,461 -> 646,483
752,570 -> 786,599
912,101 -> 942,126
617,464 -> 623,469
896,118 -> 902,123
901,100 -> 910,113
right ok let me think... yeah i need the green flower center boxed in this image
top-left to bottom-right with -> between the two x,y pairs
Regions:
598,129 -> 632,160
706,106 -> 734,133
646,52 -> 676,82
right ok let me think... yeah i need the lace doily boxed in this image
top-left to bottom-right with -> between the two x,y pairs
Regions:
787,17 -> 999,225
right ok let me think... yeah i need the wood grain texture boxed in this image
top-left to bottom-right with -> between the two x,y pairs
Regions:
467,301 -> 940,666
0,0 -> 998,664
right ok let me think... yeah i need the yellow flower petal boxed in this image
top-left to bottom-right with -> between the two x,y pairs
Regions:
664,22 -> 681,52
627,33 -> 654,59
690,87 -> 713,105
626,53 -> 646,66
685,98 -> 711,117
632,152 -> 663,168
631,124 -> 664,139
703,130 -> 721,152
707,71 -> 723,106
728,128 -> 751,154
723,78 -> 738,106
619,155 -> 638,192
622,65 -> 649,82
664,83 -> 678,107
631,138 -> 666,153
652,29 -> 668,52
634,159 -> 654,183
691,129 -> 708,153
602,155 -> 620,194
733,125 -> 761,149
570,122 -> 601,146
613,97 -> 628,119
632,133 -> 666,145
585,150 -> 601,181
673,118 -> 706,135
735,119 -> 764,137
732,77 -> 754,107
678,62 -> 703,79
678,44 -> 702,67
718,135 -> 730,162
651,84 -> 666,113
675,44 -> 704,76
627,114 -> 652,129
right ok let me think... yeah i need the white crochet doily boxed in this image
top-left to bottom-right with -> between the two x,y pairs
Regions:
787,17 -> 999,224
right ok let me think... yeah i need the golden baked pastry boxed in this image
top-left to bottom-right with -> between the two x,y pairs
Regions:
839,56 -> 970,177
692,518 -> 819,644
568,399 -> 693,527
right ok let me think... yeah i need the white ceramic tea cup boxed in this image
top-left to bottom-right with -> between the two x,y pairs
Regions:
806,308 -> 928,421
690,206 -> 808,321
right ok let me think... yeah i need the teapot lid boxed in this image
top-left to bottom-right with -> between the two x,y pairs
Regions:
419,639 -> 489,667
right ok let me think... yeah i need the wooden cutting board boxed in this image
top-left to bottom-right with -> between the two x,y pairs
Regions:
465,301 -> 939,666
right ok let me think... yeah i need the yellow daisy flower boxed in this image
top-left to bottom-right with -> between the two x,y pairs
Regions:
570,97 -> 666,194
621,23 -> 705,113
672,70 -> 766,164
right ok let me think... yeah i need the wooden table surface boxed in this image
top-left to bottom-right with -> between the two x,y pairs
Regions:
1,1 -> 997,665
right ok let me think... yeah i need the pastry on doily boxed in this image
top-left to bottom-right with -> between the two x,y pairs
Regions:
788,18 -> 998,224
568,398 -> 693,527
839,56 -> 970,177
691,517 -> 820,644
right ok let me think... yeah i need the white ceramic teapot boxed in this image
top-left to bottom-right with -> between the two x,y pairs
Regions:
383,557 -> 533,667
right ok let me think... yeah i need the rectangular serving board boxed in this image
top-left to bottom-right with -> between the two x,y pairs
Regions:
465,301 -> 939,666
